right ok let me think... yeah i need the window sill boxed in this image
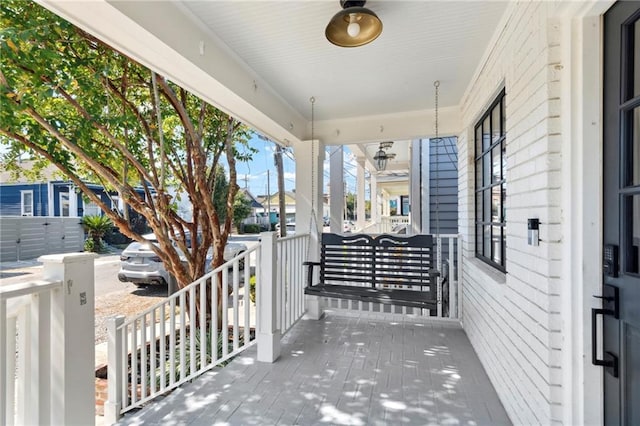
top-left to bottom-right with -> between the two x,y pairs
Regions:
468,257 -> 507,285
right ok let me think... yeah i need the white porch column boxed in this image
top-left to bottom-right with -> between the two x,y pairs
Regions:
409,139 -> 423,235
257,232 -> 280,363
370,172 -> 378,224
40,252 -> 96,426
329,145 -> 344,233
293,139 -> 324,245
356,157 -> 366,231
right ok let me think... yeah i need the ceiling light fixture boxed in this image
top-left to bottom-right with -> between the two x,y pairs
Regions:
325,1 -> 383,48
373,141 -> 395,171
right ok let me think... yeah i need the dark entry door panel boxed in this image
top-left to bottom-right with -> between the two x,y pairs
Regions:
603,2 -> 640,424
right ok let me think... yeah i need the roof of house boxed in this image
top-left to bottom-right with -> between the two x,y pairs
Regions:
0,160 -> 66,183
256,191 -> 296,206
239,188 -> 263,209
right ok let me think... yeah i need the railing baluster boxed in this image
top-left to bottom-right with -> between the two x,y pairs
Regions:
244,252 -> 251,345
131,319 -> 138,405
448,237 -> 456,318
457,234 -> 463,319
159,303 -> 165,390
179,292 -> 186,381
140,314 -> 147,400
222,269 -> 229,358
233,262 -> 240,351
189,285 -> 196,377
212,273 -> 218,363
199,281 -> 206,371
169,297 -> 176,385
150,308 -> 156,395
121,323 -> 129,410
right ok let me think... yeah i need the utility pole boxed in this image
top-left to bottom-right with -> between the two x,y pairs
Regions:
274,145 -> 287,237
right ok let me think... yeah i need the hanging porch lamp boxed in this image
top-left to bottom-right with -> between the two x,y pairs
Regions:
373,148 -> 388,171
373,141 -> 394,171
325,0 -> 383,48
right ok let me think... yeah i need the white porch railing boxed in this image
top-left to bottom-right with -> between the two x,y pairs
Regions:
277,233 -> 310,335
321,234 -> 462,319
380,215 -> 411,233
1,253 -> 96,426
106,232 -> 310,423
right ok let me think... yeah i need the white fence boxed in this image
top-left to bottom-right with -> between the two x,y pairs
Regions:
106,232 -> 310,423
1,253 -> 96,426
0,216 -> 84,262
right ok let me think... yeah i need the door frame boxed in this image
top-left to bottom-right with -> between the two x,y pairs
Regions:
560,1 -> 615,424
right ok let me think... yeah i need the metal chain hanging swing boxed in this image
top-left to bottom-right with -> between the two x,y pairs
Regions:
433,80 -> 441,238
305,96 -> 321,262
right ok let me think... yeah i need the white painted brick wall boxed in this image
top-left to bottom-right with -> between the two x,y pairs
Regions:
458,2 -> 568,424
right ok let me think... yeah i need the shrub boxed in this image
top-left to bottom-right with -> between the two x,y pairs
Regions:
81,214 -> 112,253
243,224 -> 260,234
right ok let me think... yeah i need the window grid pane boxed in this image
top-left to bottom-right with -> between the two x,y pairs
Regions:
474,90 -> 506,270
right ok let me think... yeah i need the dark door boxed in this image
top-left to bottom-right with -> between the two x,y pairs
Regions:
603,2 -> 640,424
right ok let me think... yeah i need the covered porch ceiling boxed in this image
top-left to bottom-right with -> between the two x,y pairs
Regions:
39,0 -> 508,148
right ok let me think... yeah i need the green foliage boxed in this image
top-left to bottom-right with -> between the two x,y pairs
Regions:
81,214 -> 113,237
249,275 -> 256,304
232,193 -> 252,226
242,224 -> 260,234
0,0 -> 257,286
81,214 -> 112,252
83,237 -> 97,253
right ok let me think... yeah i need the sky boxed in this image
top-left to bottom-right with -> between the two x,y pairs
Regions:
236,133 -> 363,198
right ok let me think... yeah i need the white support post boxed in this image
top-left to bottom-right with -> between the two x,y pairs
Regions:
436,236 -> 443,318
104,315 -> 125,425
356,157 -> 366,231
370,172 -> 378,226
257,232 -> 281,363
448,237 -> 456,318
40,253 -> 96,426
329,145 -> 344,233
457,234 -> 463,322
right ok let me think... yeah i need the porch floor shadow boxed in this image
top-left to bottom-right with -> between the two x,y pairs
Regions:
119,311 -> 511,425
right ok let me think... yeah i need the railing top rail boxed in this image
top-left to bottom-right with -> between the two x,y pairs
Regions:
277,233 -> 310,243
432,234 -> 460,239
117,243 -> 261,330
0,279 -> 62,300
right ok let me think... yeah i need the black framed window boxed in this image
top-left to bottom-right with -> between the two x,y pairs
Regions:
475,90 -> 506,271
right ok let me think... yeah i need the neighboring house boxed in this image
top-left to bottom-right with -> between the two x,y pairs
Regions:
238,188 -> 269,228
0,180 -> 134,217
0,163 -> 146,217
256,191 -> 296,222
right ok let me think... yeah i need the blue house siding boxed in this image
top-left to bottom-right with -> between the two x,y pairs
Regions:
0,183 -> 49,216
1,180 -> 150,217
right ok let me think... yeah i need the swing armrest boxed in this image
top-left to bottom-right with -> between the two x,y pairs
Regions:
303,261 -> 320,288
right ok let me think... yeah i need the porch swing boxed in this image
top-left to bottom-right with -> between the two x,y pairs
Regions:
303,82 -> 446,313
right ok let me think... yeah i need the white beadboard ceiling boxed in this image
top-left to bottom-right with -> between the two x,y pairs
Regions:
179,1 -> 508,122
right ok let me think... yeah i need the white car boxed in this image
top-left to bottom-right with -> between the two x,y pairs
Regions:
118,233 -> 247,286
